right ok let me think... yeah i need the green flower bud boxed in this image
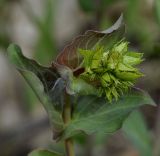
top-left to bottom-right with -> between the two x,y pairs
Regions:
123,52 -> 143,66
115,70 -> 143,81
100,73 -> 111,87
113,41 -> 128,54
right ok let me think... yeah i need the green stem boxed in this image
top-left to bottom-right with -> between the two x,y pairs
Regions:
63,93 -> 75,156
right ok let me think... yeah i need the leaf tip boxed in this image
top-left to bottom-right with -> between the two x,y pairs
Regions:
7,43 -> 22,55
102,13 -> 125,34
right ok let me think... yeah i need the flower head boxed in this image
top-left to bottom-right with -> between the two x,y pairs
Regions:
49,15 -> 143,102
79,40 -> 143,101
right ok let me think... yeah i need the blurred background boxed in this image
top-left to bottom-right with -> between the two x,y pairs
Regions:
0,0 -> 160,156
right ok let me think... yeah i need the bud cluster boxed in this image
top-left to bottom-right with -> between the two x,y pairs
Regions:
79,41 -> 143,102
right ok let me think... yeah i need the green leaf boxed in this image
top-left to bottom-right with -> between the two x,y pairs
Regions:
7,44 -> 64,139
28,149 -> 63,156
59,90 -> 155,140
54,14 -> 125,71
7,44 -> 59,93
123,111 -> 153,156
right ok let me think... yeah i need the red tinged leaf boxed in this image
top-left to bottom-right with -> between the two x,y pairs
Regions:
53,14 -> 125,71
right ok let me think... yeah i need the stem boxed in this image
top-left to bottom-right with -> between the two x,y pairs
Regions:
63,93 -> 75,156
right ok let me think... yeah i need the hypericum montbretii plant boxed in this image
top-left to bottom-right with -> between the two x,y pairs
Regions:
7,15 -> 155,156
